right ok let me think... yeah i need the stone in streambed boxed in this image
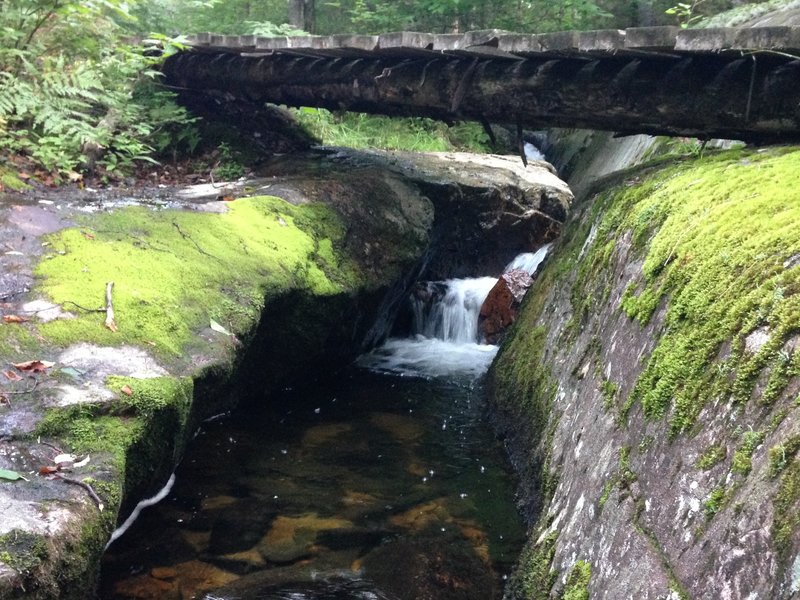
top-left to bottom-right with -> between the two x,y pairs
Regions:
208,498 -> 278,555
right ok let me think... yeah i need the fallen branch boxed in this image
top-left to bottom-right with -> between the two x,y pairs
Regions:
172,221 -> 218,259
39,440 -> 64,455
0,375 -> 39,403
53,473 -> 104,511
60,301 -> 105,313
104,281 -> 117,332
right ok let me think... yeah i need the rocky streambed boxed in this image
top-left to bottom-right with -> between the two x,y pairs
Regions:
0,148 -> 571,599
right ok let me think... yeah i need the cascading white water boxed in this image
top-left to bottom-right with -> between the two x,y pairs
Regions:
358,247 -> 551,378
504,243 -> 551,275
413,277 -> 498,343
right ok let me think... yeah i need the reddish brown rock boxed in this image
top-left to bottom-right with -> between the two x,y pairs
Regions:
479,269 -> 534,344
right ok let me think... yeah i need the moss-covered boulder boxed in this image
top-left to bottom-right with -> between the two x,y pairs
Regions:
491,146 -> 800,599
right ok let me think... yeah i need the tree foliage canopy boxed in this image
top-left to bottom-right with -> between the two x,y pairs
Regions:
0,0 -> 780,180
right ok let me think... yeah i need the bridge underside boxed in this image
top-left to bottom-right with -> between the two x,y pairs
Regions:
163,28 -> 800,143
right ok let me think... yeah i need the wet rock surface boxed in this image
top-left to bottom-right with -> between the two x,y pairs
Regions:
478,269 -> 534,344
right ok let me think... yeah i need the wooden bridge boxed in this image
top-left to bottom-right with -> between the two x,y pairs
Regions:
162,27 -> 800,143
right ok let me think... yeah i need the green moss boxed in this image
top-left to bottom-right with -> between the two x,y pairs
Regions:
561,560 -> 591,600
0,168 -> 32,191
600,377 -> 619,411
35,403 -> 142,472
768,434 -> 800,478
34,196 -> 367,357
696,444 -> 727,470
731,429 -> 765,475
703,485 -> 727,519
506,531 -> 558,600
0,530 -> 48,577
577,148 -> 800,435
772,458 -> 800,558
106,375 -> 193,420
598,479 -> 614,508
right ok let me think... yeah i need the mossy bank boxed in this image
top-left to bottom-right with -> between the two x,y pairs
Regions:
491,146 -> 800,599
0,188 -> 430,597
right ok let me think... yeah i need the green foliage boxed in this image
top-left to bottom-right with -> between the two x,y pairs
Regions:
561,560 -> 591,600
731,429 -> 765,475
665,1 -> 706,28
213,142 -> 246,180
600,377 -> 619,411
507,531 -> 558,599
768,435 -> 800,478
703,485 -> 726,519
696,443 -> 726,470
293,108 -> 490,152
0,0 -> 198,178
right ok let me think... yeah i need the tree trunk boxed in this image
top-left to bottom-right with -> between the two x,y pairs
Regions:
288,0 -> 314,32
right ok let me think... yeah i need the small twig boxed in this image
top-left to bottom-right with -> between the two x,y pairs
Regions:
171,222 -> 218,259
53,473 -> 104,511
1,375 -> 38,396
104,282 -> 117,332
60,301 -> 106,313
39,440 -> 64,455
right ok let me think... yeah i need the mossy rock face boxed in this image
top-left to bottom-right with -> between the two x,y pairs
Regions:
492,146 -> 800,599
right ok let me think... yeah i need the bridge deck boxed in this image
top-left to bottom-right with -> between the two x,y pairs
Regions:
163,27 -> 800,142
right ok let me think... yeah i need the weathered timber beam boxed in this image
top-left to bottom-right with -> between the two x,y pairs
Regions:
162,49 -> 800,142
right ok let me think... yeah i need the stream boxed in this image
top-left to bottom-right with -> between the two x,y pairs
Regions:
99,249 -> 549,600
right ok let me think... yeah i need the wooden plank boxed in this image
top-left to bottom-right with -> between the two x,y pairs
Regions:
732,26 -> 800,50
625,26 -> 680,50
579,29 -> 626,52
378,31 -> 435,50
675,28 -> 738,51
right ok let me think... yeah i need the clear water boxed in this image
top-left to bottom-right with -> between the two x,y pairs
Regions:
99,368 -> 525,600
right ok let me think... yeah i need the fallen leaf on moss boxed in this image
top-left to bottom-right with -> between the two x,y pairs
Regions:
121,385 -> 133,396
3,370 -> 21,381
12,360 -> 54,373
2,315 -> 29,323
209,319 -> 232,336
0,468 -> 28,482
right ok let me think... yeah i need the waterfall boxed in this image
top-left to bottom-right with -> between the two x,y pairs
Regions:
411,277 -> 498,344
358,247 -> 550,378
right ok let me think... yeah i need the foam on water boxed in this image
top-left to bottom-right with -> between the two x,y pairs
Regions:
356,336 -> 498,379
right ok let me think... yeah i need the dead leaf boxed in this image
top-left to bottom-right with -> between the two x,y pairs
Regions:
3,315 -> 29,324
81,231 -> 95,240
74,455 -> 90,468
120,385 -> 133,396
209,319 -> 232,336
105,320 -> 118,332
18,172 -> 30,180
12,360 -> 55,373
66,171 -> 83,182
3,370 -> 22,381
39,465 -> 59,475
53,453 -> 75,468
